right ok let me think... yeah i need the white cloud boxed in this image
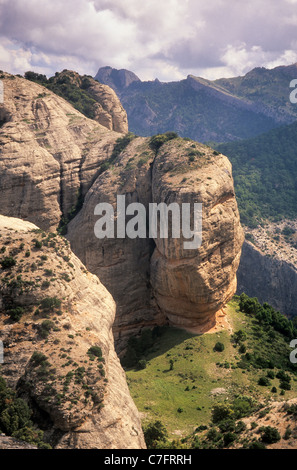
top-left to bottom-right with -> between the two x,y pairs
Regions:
0,0 -> 296,81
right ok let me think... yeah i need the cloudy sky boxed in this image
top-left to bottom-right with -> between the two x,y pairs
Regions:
1,0 -> 297,81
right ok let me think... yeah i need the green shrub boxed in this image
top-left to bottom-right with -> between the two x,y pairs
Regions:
280,381 -> 291,390
258,376 -> 271,386
8,306 -> 25,322
87,346 -> 103,358
218,419 -> 236,433
276,371 -> 291,383
149,132 -> 178,153
206,428 -> 223,443
1,257 -> 16,269
40,297 -> 61,311
223,431 -> 236,446
30,351 -> 48,366
34,240 -> 42,249
212,404 -> 234,423
248,440 -> 266,449
0,374 -> 50,448
214,342 -> 225,352
39,320 -> 54,338
138,359 -> 147,370
259,426 -> 281,444
143,420 -> 168,448
239,344 -> 246,354
232,329 -> 247,344
284,428 -> 292,440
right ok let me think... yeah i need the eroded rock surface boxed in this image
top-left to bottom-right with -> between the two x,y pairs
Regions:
67,137 -> 244,345
0,73 -> 121,231
0,74 -> 244,350
0,215 -> 145,449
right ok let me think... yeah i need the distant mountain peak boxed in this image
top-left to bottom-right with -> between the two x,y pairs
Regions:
95,66 -> 140,95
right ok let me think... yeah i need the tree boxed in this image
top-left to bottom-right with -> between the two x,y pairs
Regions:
143,421 -> 168,448
214,342 -> 225,352
259,426 -> 281,444
211,404 -> 234,424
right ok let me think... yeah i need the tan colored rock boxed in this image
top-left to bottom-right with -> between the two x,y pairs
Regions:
0,75 -> 244,350
51,70 -> 128,133
0,73 -> 121,231
67,137 -> 244,345
0,215 -> 145,449
150,140 -> 244,330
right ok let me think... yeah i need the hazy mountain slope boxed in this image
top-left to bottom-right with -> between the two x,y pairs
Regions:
215,121 -> 297,228
214,63 -> 297,123
95,64 -> 297,143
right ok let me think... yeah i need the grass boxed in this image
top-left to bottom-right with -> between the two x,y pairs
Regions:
125,298 -> 297,441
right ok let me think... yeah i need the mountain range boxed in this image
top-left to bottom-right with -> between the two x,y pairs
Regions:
95,63 -> 297,143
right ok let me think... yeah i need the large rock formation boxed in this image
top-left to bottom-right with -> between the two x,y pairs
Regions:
50,70 -> 129,134
0,73 -> 121,231
0,74 -> 244,351
0,215 -> 145,449
95,66 -> 141,97
67,136 -> 244,346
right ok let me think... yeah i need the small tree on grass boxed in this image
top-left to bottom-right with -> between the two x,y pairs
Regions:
259,426 -> 281,444
143,420 -> 168,448
214,342 -> 225,352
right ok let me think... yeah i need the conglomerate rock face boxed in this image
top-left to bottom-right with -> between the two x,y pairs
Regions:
51,69 -> 129,133
67,136 -> 244,346
0,74 -> 244,348
0,73 -> 123,231
0,215 -> 145,449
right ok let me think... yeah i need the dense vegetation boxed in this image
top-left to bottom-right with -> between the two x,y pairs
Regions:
215,121 -> 297,227
124,294 -> 297,449
119,78 -> 278,143
0,375 -> 50,448
24,71 -> 98,120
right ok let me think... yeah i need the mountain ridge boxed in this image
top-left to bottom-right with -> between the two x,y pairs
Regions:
95,63 -> 297,142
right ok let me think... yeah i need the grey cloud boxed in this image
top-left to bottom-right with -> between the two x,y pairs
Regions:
0,0 -> 297,80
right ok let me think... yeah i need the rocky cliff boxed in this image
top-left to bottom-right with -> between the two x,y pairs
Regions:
0,72 -> 122,231
0,215 -> 145,449
237,241 -> 297,317
95,66 -> 141,97
67,136 -> 244,346
49,70 -> 129,134
0,74 -> 244,350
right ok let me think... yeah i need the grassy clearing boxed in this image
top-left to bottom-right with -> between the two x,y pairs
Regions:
125,297 -> 297,442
